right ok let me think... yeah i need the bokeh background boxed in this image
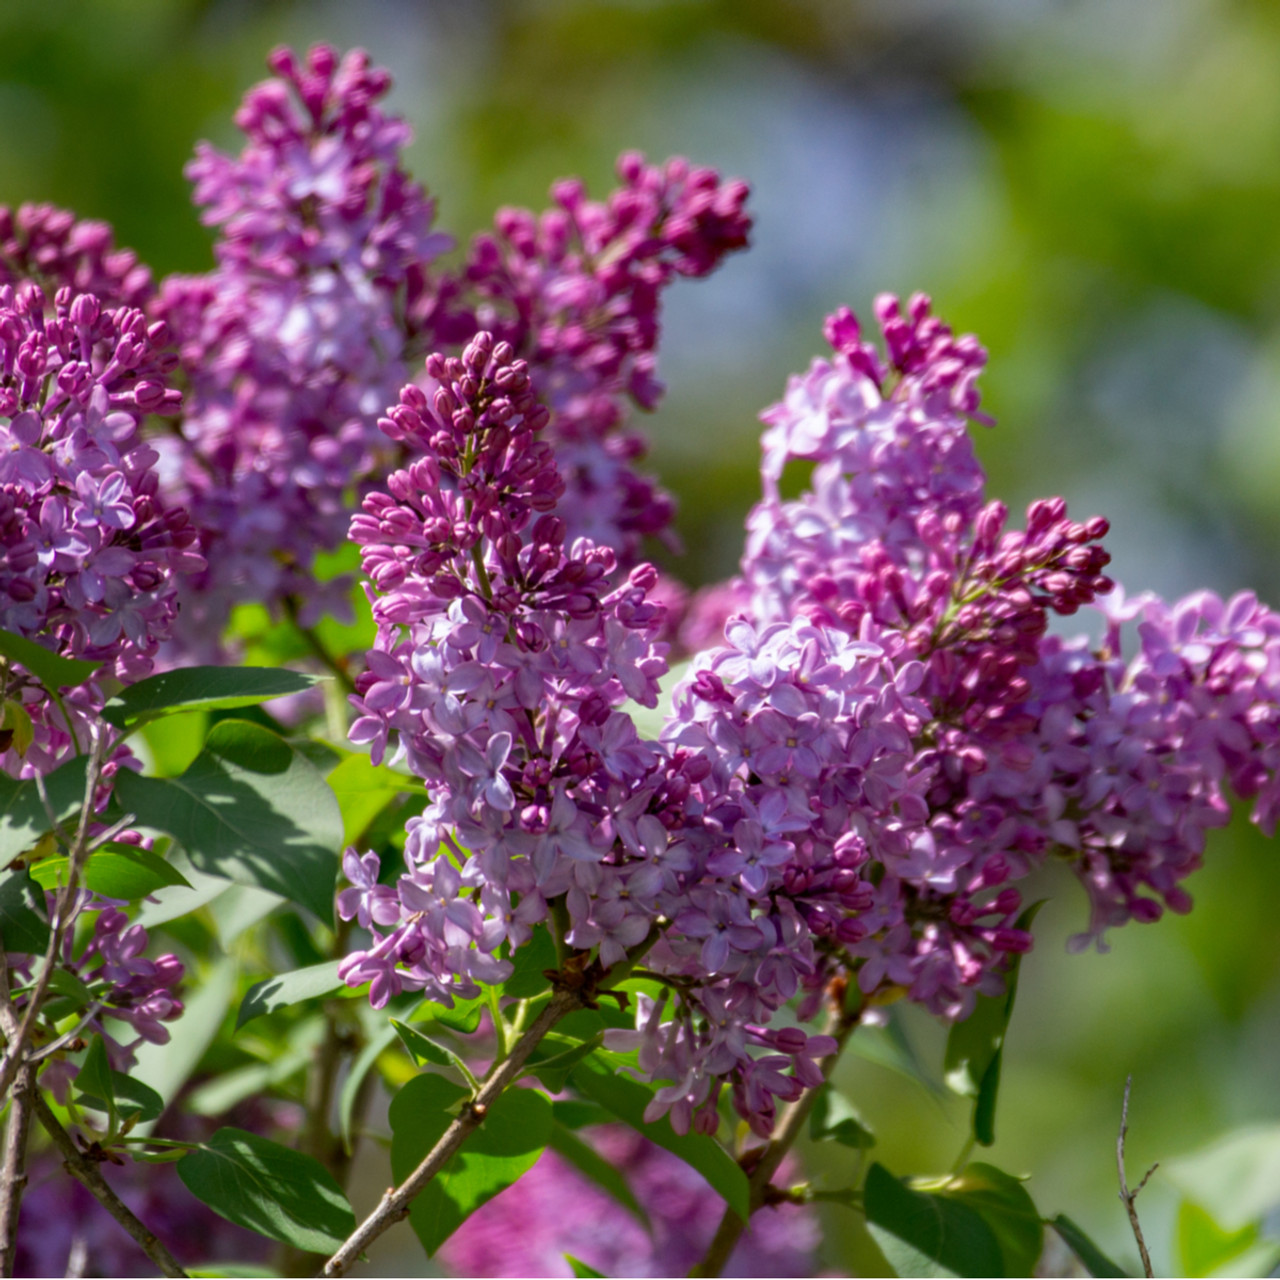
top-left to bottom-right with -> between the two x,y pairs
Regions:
5,0 -> 1280,1273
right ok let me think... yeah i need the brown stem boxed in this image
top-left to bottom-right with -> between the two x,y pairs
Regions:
1117,1074 -> 1156,1279
0,1062 -> 35,1277
30,1090 -> 187,1279
321,986 -> 582,1277
690,1005 -> 862,1279
0,730 -> 110,1102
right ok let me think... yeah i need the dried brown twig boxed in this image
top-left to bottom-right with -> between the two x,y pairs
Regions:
1117,1074 -> 1157,1279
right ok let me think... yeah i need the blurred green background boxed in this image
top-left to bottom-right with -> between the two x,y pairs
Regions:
6,0 -> 1280,1273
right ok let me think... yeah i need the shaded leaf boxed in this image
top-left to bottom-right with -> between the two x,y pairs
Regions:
0,868 -> 49,951
502,924 -> 558,998
414,994 -> 486,1035
524,1031 -> 603,1092
102,667 -> 322,730
1049,1214 -> 1127,1277
864,1162 -> 1003,1278
29,843 -> 191,900
943,1164 -> 1043,1276
0,756 -> 90,870
80,1072 -> 165,1125
76,1036 -> 117,1120
177,1127 -> 355,1254
390,1074 -> 551,1256
391,1018 -> 471,1076
943,901 -> 1044,1146
236,961 -> 344,1030
340,1023 -> 399,1149
0,626 -> 99,689
569,1055 -> 749,1220
115,719 -> 341,920
809,1086 -> 876,1149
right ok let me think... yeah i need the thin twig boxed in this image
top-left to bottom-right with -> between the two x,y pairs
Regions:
321,986 -> 583,1277
29,1090 -> 187,1279
690,1002 -> 863,1278
1117,1074 -> 1157,1280
0,729 -> 111,1101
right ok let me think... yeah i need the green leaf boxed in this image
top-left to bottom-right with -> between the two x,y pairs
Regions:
863,1163 -> 1004,1278
29,843 -> 192,900
209,883 -> 284,948
0,756 -> 90,870
524,1031 -> 603,1092
2,700 -> 34,757
44,967 -> 94,1007
76,1036 -> 118,1120
0,626 -> 100,689
1163,1123 -> 1280,1232
551,1099 -> 612,1130
102,666 -> 323,730
414,994 -> 486,1035
943,901 -> 1044,1146
186,1266 -> 279,1279
569,1055 -> 749,1220
565,1257 -> 606,1278
0,868 -> 49,951
502,924 -> 558,998
847,1009 -> 946,1099
390,1075 -> 551,1256
326,753 -> 420,847
549,1123 -> 648,1226
809,1085 -> 876,1149
236,960 -> 345,1030
1176,1200 -> 1259,1277
391,1018 -> 471,1076
177,1127 -> 355,1254
943,1164 -> 1043,1276
1048,1214 -> 1127,1277
340,1023 -> 399,1149
79,1071 -> 165,1125
114,719 -> 342,921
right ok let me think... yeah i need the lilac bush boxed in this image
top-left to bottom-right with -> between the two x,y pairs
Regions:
3,39 -> 1279,1280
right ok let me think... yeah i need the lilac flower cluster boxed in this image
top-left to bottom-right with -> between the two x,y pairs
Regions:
0,203 -> 154,310
156,44 -> 452,649
674,293 -> 1280,1027
8,889 -> 184,1090
0,281 -> 202,773
437,154 -> 751,563
340,333 -> 837,1132
439,1125 -> 818,1278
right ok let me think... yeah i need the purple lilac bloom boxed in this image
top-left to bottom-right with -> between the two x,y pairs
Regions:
342,333 -> 832,1134
0,203 -> 154,309
155,44 -> 452,652
0,281 -> 203,774
433,153 -> 752,565
438,1125 -> 818,1279
6,882 -> 185,1090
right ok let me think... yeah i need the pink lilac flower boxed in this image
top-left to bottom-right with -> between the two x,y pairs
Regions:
0,281 -> 203,775
432,153 -> 752,565
341,334 -> 832,1133
438,1125 -> 818,1279
0,203 -> 154,309
156,44 -> 452,652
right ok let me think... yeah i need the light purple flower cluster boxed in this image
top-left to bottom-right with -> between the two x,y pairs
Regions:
438,1124 -> 818,1278
0,203 -> 154,310
436,152 -> 752,563
8,890 -> 184,1090
340,333 -> 837,1133
0,281 -> 202,773
156,44 -> 452,649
